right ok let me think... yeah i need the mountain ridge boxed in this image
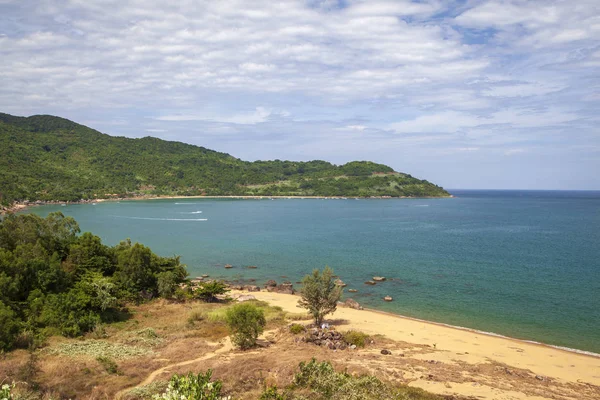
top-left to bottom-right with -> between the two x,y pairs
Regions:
0,112 -> 450,205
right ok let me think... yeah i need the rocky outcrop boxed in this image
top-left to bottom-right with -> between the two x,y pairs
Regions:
264,280 -> 295,294
340,298 -> 363,310
302,328 -> 347,350
243,285 -> 261,292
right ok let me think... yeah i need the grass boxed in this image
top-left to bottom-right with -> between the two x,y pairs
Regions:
123,381 -> 168,399
48,340 -> 153,360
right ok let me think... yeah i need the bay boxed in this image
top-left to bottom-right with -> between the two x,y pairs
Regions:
28,190 -> 600,354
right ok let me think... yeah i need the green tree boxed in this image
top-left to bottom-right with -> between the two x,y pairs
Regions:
157,271 -> 178,298
0,300 -> 21,351
194,280 -> 229,302
225,303 -> 266,350
298,266 -> 342,326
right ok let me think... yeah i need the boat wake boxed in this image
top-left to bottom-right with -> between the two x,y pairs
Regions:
111,215 -> 207,221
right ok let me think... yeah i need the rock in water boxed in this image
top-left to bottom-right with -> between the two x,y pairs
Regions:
383,296 -> 393,301
348,289 -> 358,293
224,264 -> 233,269
373,276 -> 386,281
365,281 -> 376,285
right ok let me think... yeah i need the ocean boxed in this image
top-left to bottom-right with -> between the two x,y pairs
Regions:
27,190 -> 600,354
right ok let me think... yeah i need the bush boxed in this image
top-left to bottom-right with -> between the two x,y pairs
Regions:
225,303 -> 266,350
0,300 -> 20,351
342,330 -> 369,348
153,370 -> 223,400
96,356 -> 119,374
259,385 -> 286,400
289,324 -> 305,335
157,271 -> 178,298
195,281 -> 230,302
298,266 -> 342,326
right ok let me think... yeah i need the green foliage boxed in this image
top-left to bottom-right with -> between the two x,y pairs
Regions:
259,386 -> 286,400
194,281 -> 230,302
225,303 -> 266,350
289,324 -> 305,335
153,370 -> 224,400
1,382 -> 15,399
342,331 -> 369,348
0,213 -> 187,351
298,266 -> 342,326
292,359 -> 444,400
0,300 -> 20,351
157,271 -> 177,298
0,113 -> 449,204
96,356 -> 119,374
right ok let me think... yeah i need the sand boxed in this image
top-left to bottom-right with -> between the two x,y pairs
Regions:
244,290 -> 600,399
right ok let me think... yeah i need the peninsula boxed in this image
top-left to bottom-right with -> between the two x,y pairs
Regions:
0,113 -> 449,207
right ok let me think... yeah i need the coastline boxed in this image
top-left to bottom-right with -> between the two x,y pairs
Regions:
242,290 -> 600,389
2,193 -> 453,215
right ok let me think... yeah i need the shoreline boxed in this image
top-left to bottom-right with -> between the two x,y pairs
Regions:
244,290 -> 600,388
2,193 -> 453,215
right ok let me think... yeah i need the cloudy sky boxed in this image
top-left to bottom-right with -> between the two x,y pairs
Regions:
1,0 -> 599,190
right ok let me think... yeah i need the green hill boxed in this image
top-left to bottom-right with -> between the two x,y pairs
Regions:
0,113 -> 449,204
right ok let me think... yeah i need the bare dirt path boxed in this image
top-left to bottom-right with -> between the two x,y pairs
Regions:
115,338 -> 233,399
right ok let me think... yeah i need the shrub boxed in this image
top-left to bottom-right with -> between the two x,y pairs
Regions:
157,271 -> 178,298
153,370 -> 223,400
1,382 -> 15,399
298,267 -> 342,326
0,300 -> 20,351
342,330 -> 369,348
289,324 -> 305,335
225,303 -> 266,350
259,385 -> 286,400
96,356 -> 119,374
195,281 -> 230,302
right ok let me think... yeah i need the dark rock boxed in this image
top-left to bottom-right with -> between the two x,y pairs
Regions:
381,349 -> 392,355
244,285 -> 260,292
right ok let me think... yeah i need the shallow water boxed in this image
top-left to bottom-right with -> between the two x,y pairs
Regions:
29,190 -> 600,353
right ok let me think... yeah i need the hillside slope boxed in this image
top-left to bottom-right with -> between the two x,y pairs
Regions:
0,113 -> 449,204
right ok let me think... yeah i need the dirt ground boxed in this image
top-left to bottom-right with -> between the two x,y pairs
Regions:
0,298 -> 598,400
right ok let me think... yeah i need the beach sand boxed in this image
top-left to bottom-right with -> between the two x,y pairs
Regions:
244,290 -> 600,399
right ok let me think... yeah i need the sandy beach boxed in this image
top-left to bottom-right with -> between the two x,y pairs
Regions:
243,290 -> 600,399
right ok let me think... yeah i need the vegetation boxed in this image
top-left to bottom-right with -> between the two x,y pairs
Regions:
0,113 -> 450,206
342,330 -> 370,348
153,370 -> 224,400
298,266 -> 343,326
289,323 -> 305,335
289,358 -> 444,400
0,212 -> 187,351
194,281 -> 230,302
225,303 -> 267,350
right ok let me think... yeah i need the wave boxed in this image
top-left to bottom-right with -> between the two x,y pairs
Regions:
189,211 -> 203,214
112,215 -> 207,221
174,202 -> 197,205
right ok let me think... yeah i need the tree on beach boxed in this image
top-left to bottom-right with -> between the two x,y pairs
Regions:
298,266 -> 343,326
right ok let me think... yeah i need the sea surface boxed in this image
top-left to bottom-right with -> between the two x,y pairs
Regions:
28,190 -> 600,354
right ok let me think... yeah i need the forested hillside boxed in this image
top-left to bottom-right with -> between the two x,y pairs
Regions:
0,113 -> 449,204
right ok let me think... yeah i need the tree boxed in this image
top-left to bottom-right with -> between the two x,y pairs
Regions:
298,266 -> 342,326
194,280 -> 229,302
0,300 -> 20,351
225,303 -> 266,349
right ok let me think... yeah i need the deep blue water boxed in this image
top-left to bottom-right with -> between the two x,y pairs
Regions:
28,190 -> 600,353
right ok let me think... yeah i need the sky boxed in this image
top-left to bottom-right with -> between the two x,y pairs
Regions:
1,0 -> 599,190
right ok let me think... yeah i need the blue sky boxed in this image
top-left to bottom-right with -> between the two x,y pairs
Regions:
1,0 -> 599,190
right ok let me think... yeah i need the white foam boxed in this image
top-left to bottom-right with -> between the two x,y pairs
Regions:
190,211 -> 203,214
174,202 -> 198,205
112,215 -> 207,221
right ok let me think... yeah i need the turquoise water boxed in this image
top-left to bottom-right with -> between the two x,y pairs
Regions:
29,190 -> 600,354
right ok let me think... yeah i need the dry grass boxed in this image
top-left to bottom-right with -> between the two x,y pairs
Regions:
2,298 -> 598,400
